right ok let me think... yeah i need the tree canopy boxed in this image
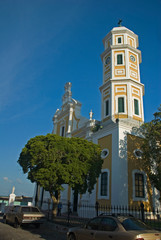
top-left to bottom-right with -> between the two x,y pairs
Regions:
18,134 -> 103,200
141,105 -> 161,192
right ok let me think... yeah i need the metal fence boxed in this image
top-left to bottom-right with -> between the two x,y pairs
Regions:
38,201 -> 161,230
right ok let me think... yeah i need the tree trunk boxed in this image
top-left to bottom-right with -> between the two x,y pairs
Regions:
50,191 -> 60,217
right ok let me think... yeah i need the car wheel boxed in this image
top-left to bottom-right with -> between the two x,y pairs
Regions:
3,216 -> 7,224
14,218 -> 20,228
68,233 -> 76,240
35,223 -> 40,228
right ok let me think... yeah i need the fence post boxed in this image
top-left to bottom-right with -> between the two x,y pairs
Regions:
157,208 -> 159,220
140,202 -> 145,222
47,198 -> 51,220
67,201 -> 71,225
95,201 -> 99,217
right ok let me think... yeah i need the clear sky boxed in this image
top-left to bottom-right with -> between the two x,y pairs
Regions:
0,0 -> 160,197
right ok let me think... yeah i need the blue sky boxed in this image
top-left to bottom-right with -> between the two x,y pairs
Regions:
0,0 -> 160,197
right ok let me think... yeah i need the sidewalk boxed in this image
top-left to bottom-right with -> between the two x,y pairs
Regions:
0,215 -> 70,233
47,219 -> 70,233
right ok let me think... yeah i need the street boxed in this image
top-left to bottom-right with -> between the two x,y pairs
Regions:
0,217 -> 67,240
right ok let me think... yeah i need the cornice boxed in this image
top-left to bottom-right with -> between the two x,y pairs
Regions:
100,79 -> 144,94
102,28 -> 138,48
99,81 -> 111,92
111,78 -> 144,87
118,118 -> 143,130
91,121 -> 118,140
101,44 -> 141,63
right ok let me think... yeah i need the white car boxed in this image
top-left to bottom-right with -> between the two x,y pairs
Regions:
67,215 -> 161,240
3,205 -> 45,228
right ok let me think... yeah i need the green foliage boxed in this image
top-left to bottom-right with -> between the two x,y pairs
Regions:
141,105 -> 161,192
18,134 -> 103,198
92,124 -> 103,132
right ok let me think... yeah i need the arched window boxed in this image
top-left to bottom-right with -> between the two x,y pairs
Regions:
98,169 -> 110,199
101,172 -> 108,196
135,173 -> 145,198
132,170 -> 148,201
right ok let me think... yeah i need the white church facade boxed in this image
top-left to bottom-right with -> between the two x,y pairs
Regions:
35,25 -> 160,212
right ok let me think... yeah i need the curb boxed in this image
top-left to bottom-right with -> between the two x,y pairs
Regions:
55,224 -> 69,232
46,220 -> 70,232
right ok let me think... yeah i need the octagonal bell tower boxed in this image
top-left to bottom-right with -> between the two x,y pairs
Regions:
100,25 -> 144,125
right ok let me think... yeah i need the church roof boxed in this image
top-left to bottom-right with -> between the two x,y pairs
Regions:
111,26 -> 135,34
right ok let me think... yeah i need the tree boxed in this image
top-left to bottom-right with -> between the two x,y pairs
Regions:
141,105 -> 161,192
18,134 -> 103,205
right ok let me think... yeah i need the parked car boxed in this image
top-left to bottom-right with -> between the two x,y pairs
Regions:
67,215 -> 161,240
3,205 -> 45,228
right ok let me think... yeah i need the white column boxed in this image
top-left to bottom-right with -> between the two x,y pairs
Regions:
66,104 -> 73,138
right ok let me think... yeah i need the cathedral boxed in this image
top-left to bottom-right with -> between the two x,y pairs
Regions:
37,25 -> 160,212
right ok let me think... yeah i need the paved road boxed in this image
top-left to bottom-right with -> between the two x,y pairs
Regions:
0,218 -> 67,240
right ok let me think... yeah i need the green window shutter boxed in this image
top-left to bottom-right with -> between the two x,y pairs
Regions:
134,99 -> 139,115
106,100 -> 109,116
118,37 -> 122,43
118,97 -> 124,113
117,54 -> 123,64
61,126 -> 65,136
101,172 -> 108,196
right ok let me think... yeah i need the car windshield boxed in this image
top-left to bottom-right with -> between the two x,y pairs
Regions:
120,218 -> 151,231
30,207 -> 39,212
21,207 -> 31,212
21,207 -> 39,213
